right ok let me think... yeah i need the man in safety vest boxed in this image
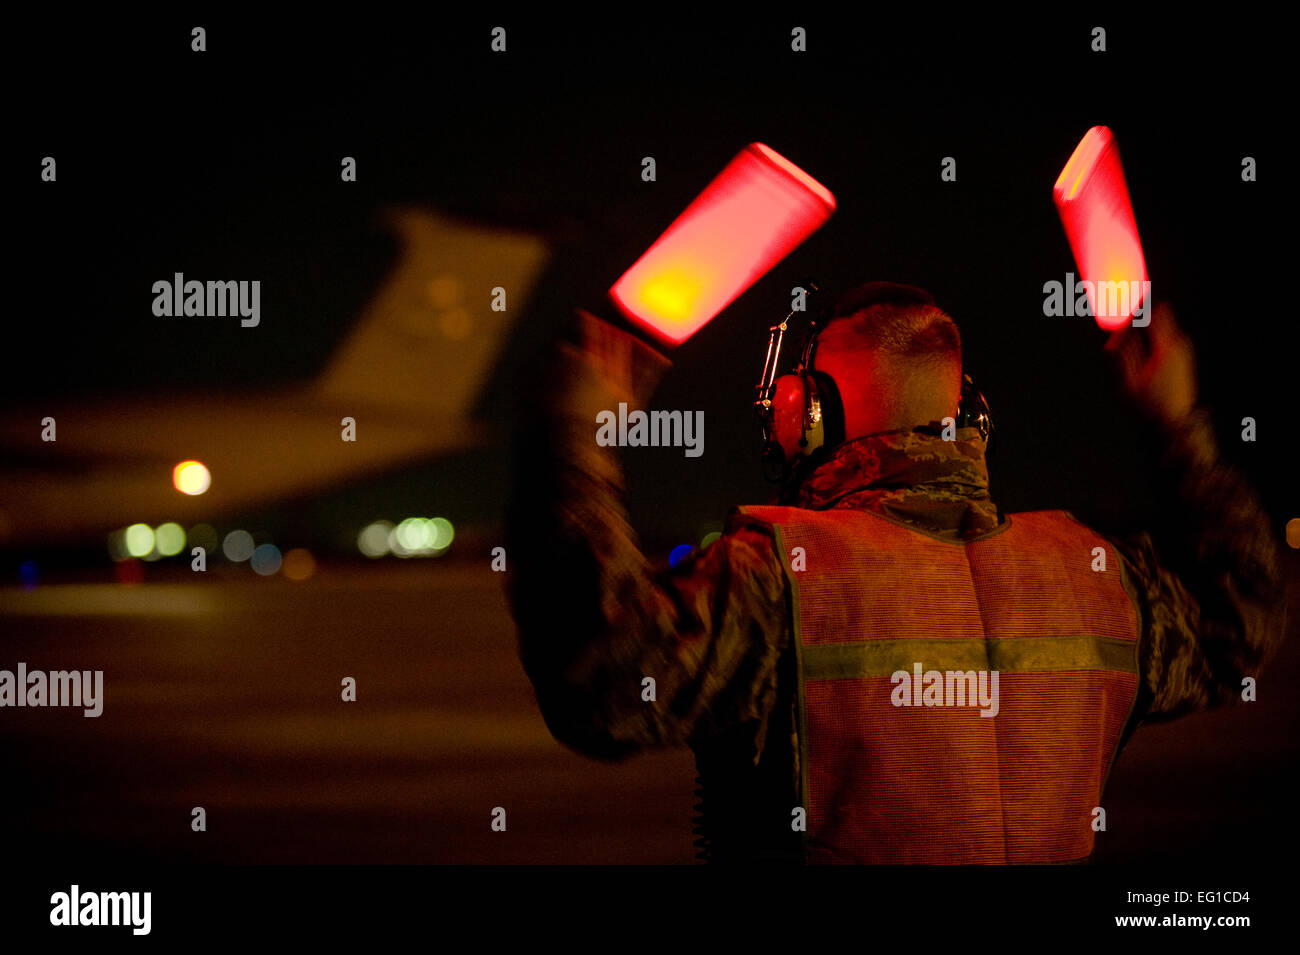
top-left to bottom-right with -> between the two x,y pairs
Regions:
506,282 -> 1285,863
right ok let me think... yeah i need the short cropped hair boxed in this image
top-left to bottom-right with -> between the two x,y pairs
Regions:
816,282 -> 961,370
813,282 -> 962,430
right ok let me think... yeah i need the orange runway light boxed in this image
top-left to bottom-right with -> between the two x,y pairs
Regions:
1053,126 -> 1150,330
172,460 -> 211,495
610,143 -> 836,345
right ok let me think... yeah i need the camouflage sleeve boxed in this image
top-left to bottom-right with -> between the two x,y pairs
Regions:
505,312 -> 790,760
1112,409 -> 1286,720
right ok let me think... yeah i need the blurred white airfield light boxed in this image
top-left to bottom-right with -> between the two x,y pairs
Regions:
108,520 -> 291,576
109,522 -> 178,562
222,529 -> 255,562
358,520 -> 393,558
388,516 -> 454,558
123,523 -> 154,559
153,522 -> 186,556
0,208 -> 549,545
359,516 -> 454,558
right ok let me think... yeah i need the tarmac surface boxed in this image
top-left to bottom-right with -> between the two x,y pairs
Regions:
2,558 -> 1296,864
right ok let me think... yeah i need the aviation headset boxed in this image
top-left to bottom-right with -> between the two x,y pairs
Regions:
755,280 -> 994,483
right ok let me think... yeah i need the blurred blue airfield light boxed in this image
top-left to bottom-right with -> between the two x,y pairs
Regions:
251,543 -> 282,576
669,544 -> 695,568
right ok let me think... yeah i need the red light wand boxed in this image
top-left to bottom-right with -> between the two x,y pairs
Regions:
608,143 -> 836,346
1053,126 -> 1151,330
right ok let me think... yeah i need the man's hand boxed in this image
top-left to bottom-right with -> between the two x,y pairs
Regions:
569,308 -> 672,410
1106,302 -> 1197,431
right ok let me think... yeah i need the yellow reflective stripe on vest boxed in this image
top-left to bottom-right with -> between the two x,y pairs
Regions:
802,634 -> 1137,681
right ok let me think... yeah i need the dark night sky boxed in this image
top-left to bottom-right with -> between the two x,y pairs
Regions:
9,13 -> 1292,553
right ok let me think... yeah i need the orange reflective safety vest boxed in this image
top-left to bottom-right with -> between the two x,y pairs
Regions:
741,505 -> 1141,864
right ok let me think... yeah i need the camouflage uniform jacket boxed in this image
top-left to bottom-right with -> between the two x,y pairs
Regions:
506,315 -> 1286,861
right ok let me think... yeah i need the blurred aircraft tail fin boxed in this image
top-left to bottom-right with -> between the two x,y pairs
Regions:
314,207 -> 549,419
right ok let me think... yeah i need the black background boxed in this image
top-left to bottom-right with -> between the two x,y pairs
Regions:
10,12 -> 1292,545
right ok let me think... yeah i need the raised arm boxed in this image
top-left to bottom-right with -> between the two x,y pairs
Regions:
505,310 -> 790,759
1107,305 -> 1286,719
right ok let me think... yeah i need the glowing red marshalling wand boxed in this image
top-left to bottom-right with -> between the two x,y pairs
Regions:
1053,126 -> 1150,330
609,143 -> 836,346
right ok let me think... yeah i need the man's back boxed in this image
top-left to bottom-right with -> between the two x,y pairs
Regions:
744,502 -> 1138,862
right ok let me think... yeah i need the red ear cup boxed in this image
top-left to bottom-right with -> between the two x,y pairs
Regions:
770,374 -> 809,461
772,372 -> 833,462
